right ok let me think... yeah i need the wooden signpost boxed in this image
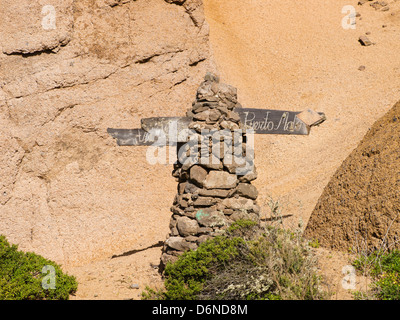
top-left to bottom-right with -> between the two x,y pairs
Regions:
107,108 -> 326,146
106,75 -> 326,267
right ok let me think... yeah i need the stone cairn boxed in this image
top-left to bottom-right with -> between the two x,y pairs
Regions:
160,73 -> 260,268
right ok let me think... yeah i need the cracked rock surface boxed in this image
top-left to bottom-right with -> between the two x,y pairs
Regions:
0,0 -> 216,266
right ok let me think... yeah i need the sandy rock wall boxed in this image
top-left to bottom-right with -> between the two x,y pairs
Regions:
304,100 -> 400,252
0,0 -> 216,266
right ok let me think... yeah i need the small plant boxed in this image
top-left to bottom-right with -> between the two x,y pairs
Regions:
143,220 -> 329,300
0,235 -> 77,300
308,239 -> 320,249
353,249 -> 400,300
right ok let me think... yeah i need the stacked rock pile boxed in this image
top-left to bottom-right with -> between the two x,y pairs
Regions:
160,73 -> 260,268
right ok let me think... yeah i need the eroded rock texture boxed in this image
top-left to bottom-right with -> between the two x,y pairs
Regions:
0,0 -> 216,265
304,100 -> 400,252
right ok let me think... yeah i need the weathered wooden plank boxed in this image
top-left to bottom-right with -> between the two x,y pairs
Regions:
141,117 -> 192,134
107,128 -> 158,146
107,108 -> 326,146
239,108 -> 309,135
140,109 -> 326,135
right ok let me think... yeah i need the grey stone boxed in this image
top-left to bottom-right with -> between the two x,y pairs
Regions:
184,182 -> 199,194
197,82 -> 214,100
177,195 -> 189,208
193,196 -> 218,207
198,188 -> 230,198
204,72 -> 220,83
359,35 -> 372,46
130,284 -> 140,289
217,83 -> 237,103
190,165 -> 208,186
227,111 -> 241,123
169,216 -> 179,236
204,170 -> 237,189
222,197 -> 255,211
208,109 -> 221,122
195,209 -> 226,228
185,235 -> 199,242
199,153 -> 223,170
178,182 -> 187,194
198,226 -> 213,234
236,183 -> 258,200
170,205 -> 184,215
220,120 -> 239,130
165,236 -> 197,251
212,140 -> 232,159
193,110 -> 210,121
176,216 -> 199,236
193,105 -> 211,114
238,166 -> 258,182
169,216 -> 178,229
223,155 -> 246,174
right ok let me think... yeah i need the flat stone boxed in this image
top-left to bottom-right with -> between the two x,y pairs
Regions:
198,226 -> 213,234
359,35 -> 372,46
183,210 -> 197,219
222,197 -> 255,211
198,188 -> 231,198
165,236 -> 197,251
193,105 -> 210,114
195,209 -> 226,228
193,110 -> 210,121
204,170 -> 238,189
185,235 -> 199,242
236,183 -> 258,200
193,196 -> 218,207
220,120 -> 239,130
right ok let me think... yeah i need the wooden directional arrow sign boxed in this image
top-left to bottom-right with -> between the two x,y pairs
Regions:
107,108 -> 326,146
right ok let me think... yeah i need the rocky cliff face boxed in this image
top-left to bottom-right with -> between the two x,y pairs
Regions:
0,0 -> 216,266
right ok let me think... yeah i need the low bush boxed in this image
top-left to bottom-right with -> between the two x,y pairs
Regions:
353,249 -> 400,300
0,235 -> 77,300
143,220 -> 328,300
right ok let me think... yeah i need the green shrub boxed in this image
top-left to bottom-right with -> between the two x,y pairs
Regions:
143,220 -> 328,300
0,235 -> 77,300
308,239 -> 320,249
353,249 -> 400,300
